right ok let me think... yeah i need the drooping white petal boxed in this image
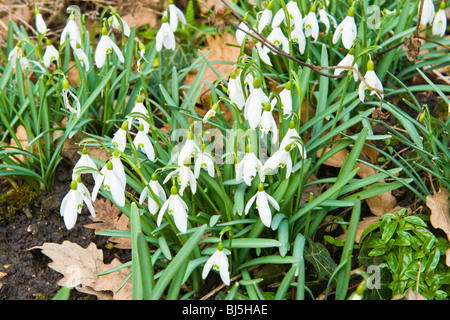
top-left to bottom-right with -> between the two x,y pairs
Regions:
421,0 -> 435,25
112,15 -> 131,37
169,4 -> 187,31
43,44 -> 59,68
60,189 -> 82,230
304,11 -> 319,40
244,194 -> 257,215
432,9 -> 447,36
94,35 -> 109,68
244,87 -> 269,129
258,8 -> 273,32
35,13 -> 48,34
156,22 -> 176,51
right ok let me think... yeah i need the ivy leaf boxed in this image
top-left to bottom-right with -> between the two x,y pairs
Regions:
304,240 -> 336,279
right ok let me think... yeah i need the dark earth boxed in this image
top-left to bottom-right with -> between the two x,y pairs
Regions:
0,161 -> 131,300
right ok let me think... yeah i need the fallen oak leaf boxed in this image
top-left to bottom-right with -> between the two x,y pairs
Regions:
426,188 -> 450,241
90,258 -> 132,300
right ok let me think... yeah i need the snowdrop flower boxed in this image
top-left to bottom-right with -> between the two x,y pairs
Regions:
202,242 -> 230,286
291,26 -> 306,54
203,102 -> 219,123
60,13 -> 81,49
257,0 -> 273,32
333,6 -> 357,50
334,48 -> 359,81
420,0 -> 435,26
75,175 -> 96,218
244,182 -> 280,228
133,123 -> 155,162
228,69 -> 246,110
262,143 -> 293,179
110,9 -> 131,37
304,6 -> 319,41
95,26 -> 125,68
72,146 -> 99,180
62,78 -> 81,118
157,185 -> 189,233
358,59 -> 384,102
235,143 -> 263,186
260,102 -> 278,145
156,15 -> 176,52
177,131 -> 198,166
279,120 -> 306,156
8,41 -> 30,70
92,159 -> 126,207
111,121 -> 128,152
256,41 -> 273,66
168,0 -> 187,31
272,0 -> 303,28
194,143 -> 215,178
60,180 -> 83,230
34,6 -> 48,34
43,40 -> 59,68
127,95 -> 150,132
60,180 -> 95,230
244,77 -> 269,129
164,163 -> 197,196
432,2 -> 447,36
74,43 -> 90,72
318,5 -> 337,33
236,21 -> 251,46
267,27 -> 290,53
275,80 -> 293,116
140,173 -> 167,215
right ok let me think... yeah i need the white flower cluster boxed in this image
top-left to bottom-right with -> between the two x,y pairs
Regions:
421,0 -> 448,37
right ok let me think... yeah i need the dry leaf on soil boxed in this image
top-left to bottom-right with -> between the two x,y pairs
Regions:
84,198 -> 131,249
426,188 -> 450,241
90,258 -> 132,300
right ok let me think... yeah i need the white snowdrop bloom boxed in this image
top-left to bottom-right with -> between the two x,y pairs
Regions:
276,80 -> 293,116
133,123 -> 155,162
358,59 -> 384,102
168,1 -> 187,31
256,41 -> 273,66
111,121 -> 128,152
74,44 -> 90,72
95,27 -> 125,68
260,102 -> 279,145
203,102 -> 219,123
202,242 -> 230,286
156,15 -> 176,52
244,182 -> 280,228
127,95 -> 150,132
8,42 -> 30,70
72,146 -> 99,180
432,2 -> 447,36
62,78 -> 81,118
279,121 -> 306,156
262,144 -> 293,179
75,176 -> 96,218
257,1 -> 273,32
177,131 -> 199,166
236,21 -> 251,46
318,6 -> 337,33
111,10 -> 131,37
291,26 -> 306,54
60,180 -> 83,230
157,185 -> 189,233
244,77 -> 269,129
235,144 -> 263,186
194,144 -> 215,178
91,160 -> 126,207
420,0 -> 435,26
228,69 -> 246,110
35,11 -> 48,34
140,173 -> 167,215
304,7 -> 319,41
164,164 -> 197,196
43,41 -> 59,68
272,0 -> 303,28
333,6 -> 357,50
267,27 -> 290,53
60,13 -> 81,49
334,49 -> 359,81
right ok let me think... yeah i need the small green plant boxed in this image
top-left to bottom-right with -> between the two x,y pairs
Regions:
359,209 -> 450,300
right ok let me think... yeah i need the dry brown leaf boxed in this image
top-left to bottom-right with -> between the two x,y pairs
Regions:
184,33 -> 241,108
318,147 -> 397,216
90,258 -> 132,300
84,198 -> 131,249
406,288 -> 427,300
446,248 -> 450,267
29,241 -> 104,289
426,188 -> 450,241
122,7 -> 159,29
